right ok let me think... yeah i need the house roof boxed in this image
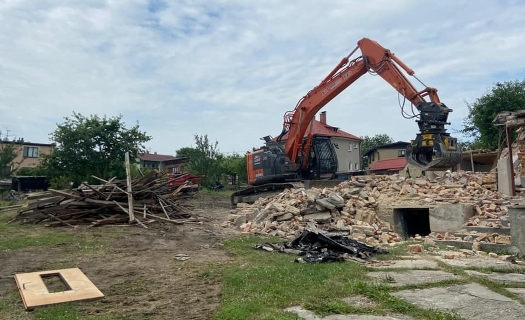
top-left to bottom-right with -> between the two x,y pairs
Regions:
0,140 -> 56,147
274,119 -> 362,141
363,141 -> 409,157
138,153 -> 178,162
370,158 -> 407,172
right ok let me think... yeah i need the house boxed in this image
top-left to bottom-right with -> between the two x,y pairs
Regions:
0,138 -> 56,175
271,111 -> 363,173
137,152 -> 188,173
363,141 -> 410,175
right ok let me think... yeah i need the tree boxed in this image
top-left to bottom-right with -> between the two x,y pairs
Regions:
38,112 -> 151,185
361,134 -> 394,168
220,153 -> 247,185
0,131 -> 18,178
462,80 -> 525,150
178,134 -> 223,187
175,147 -> 204,163
0,143 -> 17,178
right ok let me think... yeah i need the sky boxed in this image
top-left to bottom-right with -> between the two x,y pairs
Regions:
1,0 -> 525,156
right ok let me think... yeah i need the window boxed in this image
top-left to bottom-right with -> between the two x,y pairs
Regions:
23,146 -> 38,158
348,143 -> 353,152
354,163 -> 359,170
348,162 -> 352,170
398,149 -> 406,157
353,143 -> 358,149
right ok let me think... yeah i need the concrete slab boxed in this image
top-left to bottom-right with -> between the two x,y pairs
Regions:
368,270 -> 461,287
508,206 -> 525,254
366,258 -> 439,269
284,306 -> 412,320
429,204 -> 474,233
508,288 -> 525,299
342,296 -> 377,308
393,283 -> 525,320
434,255 -> 525,270
465,270 -> 525,283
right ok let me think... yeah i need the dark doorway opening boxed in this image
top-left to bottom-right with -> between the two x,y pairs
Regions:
393,208 -> 431,238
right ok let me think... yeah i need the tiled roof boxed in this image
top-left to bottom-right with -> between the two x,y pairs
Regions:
138,153 -> 177,162
275,120 -> 362,141
370,158 -> 407,172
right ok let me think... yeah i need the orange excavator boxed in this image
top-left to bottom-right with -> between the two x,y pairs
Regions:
231,37 -> 462,205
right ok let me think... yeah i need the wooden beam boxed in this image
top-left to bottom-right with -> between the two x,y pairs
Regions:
125,152 -> 135,222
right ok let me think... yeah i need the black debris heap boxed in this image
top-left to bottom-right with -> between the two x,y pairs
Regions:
255,229 -> 389,263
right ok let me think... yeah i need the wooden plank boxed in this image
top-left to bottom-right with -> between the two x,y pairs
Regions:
14,268 -> 104,310
48,189 -> 83,200
90,176 -> 128,194
125,152 -> 135,222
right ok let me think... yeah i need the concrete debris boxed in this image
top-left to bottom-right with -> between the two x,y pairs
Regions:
227,170 -> 522,247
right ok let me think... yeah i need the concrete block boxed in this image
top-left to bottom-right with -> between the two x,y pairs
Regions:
508,206 -> 525,254
498,157 -> 513,196
429,204 -> 474,233
465,226 -> 511,236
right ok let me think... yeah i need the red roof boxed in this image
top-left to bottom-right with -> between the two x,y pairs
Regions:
370,158 -> 407,172
138,153 -> 177,162
275,120 -> 362,141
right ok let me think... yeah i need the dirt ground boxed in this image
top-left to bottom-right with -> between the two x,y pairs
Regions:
0,192 -> 239,320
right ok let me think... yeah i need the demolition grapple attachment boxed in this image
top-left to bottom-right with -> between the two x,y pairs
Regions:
405,102 -> 463,171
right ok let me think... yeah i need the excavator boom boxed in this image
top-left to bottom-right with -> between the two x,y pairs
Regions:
277,37 -> 462,171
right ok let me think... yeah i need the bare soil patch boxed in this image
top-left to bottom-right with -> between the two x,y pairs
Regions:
0,192 -> 238,320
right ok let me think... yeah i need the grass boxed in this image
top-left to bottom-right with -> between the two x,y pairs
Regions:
0,209 -> 103,252
211,235 -> 469,320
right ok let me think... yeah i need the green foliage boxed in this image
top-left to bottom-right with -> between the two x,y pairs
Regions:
177,134 -> 223,187
0,139 -> 17,179
37,112 -> 151,185
220,153 -> 247,185
462,79 -> 525,150
361,134 -> 394,167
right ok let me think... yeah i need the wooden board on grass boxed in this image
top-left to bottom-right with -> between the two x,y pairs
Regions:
14,268 -> 104,310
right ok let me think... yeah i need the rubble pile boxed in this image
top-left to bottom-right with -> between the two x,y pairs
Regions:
227,170 -> 518,247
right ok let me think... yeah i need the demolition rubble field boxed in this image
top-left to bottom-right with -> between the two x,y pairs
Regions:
1,171 -> 525,320
227,170 -> 515,248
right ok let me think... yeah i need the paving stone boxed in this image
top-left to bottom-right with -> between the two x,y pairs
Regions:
393,283 -> 525,320
368,270 -> 460,287
508,288 -> 525,299
284,306 -> 412,320
342,295 -> 377,308
465,270 -> 525,283
366,258 -> 439,269
434,255 -> 525,270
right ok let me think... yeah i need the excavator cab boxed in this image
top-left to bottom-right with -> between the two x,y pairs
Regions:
405,102 -> 462,171
304,136 -> 338,180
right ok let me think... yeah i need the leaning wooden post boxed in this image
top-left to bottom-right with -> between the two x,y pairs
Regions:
125,151 -> 135,222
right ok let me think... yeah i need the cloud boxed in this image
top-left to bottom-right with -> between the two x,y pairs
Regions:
1,0 -> 524,155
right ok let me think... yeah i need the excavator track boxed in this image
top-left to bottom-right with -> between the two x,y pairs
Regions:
230,182 -> 304,206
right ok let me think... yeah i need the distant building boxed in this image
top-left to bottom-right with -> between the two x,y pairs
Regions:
137,152 -> 188,173
271,111 -> 363,173
0,138 -> 56,175
363,141 -> 410,175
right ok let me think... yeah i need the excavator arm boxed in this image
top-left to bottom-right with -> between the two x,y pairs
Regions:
277,37 -> 462,171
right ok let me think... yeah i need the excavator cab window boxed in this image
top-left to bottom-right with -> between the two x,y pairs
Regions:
308,137 -> 338,179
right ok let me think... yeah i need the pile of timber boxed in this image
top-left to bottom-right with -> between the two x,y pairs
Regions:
13,172 -> 200,228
